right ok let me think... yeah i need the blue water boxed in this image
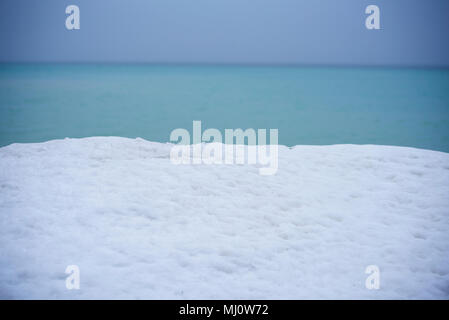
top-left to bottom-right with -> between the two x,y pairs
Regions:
1,64 -> 449,151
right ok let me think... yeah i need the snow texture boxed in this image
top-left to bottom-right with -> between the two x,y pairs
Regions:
0,137 -> 448,299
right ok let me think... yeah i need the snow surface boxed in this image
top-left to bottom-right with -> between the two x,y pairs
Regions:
0,137 -> 449,299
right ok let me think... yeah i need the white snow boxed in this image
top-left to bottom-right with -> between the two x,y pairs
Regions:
0,137 -> 448,299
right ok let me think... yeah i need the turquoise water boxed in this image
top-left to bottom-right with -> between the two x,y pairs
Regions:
1,64 -> 449,151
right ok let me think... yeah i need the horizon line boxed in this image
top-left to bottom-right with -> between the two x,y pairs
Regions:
1,61 -> 449,70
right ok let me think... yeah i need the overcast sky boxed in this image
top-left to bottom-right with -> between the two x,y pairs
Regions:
0,0 -> 448,66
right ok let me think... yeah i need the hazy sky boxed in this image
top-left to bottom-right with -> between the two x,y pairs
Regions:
0,0 -> 448,66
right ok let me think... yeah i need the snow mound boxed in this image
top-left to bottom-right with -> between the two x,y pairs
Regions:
1,137 -> 449,299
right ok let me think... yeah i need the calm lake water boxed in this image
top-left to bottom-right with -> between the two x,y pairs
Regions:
1,64 -> 448,151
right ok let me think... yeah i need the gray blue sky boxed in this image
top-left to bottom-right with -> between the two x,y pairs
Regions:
0,0 -> 448,66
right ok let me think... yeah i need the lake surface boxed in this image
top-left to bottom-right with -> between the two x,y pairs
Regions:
1,64 -> 448,151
